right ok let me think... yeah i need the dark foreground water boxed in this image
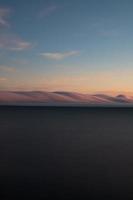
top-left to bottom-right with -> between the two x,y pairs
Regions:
1,106 -> 133,199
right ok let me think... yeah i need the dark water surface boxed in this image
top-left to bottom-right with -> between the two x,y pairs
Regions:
1,106 -> 133,199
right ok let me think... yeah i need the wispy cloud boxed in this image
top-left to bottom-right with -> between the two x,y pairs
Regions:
40,51 -> 79,60
98,29 -> 118,37
92,20 -> 118,38
9,41 -> 32,51
39,5 -> 59,18
0,7 -> 32,51
0,34 -> 32,51
0,7 -> 10,27
0,65 -> 16,73
0,77 -> 7,81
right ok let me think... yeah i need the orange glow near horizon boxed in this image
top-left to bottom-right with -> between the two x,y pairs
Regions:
1,68 -> 133,96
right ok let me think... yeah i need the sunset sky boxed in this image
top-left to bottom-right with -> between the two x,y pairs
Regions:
0,0 -> 133,94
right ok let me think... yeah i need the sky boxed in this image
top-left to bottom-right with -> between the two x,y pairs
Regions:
0,0 -> 133,94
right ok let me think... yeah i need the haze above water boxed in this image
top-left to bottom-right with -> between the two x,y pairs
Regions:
1,107 -> 133,199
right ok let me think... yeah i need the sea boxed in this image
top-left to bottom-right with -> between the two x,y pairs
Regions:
1,106 -> 133,199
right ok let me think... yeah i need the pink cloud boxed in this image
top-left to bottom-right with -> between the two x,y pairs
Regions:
0,91 -> 132,105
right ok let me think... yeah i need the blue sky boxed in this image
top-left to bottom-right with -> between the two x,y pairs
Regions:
0,0 -> 133,93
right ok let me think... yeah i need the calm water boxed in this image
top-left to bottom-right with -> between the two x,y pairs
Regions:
1,106 -> 133,199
